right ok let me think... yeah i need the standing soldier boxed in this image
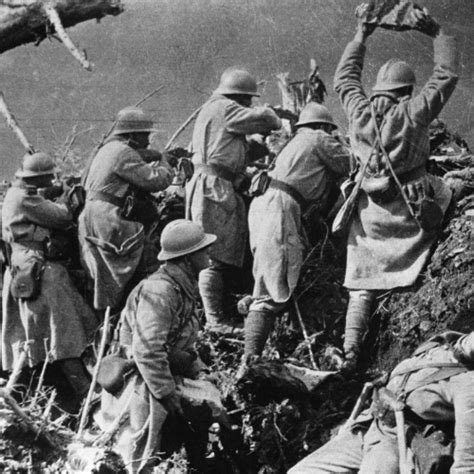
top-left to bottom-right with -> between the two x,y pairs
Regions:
245,102 -> 352,357
2,152 -> 97,406
186,68 -> 281,331
78,107 -> 173,311
334,5 -> 458,371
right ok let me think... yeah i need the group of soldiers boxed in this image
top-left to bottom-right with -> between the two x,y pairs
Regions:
1,3 -> 471,473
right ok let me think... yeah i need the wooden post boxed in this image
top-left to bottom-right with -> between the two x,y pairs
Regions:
76,306 -> 111,438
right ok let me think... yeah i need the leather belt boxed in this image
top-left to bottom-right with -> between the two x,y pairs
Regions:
269,178 -> 308,209
195,163 -> 238,183
87,190 -> 125,208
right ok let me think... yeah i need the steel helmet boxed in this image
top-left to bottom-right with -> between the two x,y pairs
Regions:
295,102 -> 337,129
15,152 -> 56,178
112,107 -> 158,136
158,219 -> 217,261
373,59 -> 416,92
214,68 -> 260,97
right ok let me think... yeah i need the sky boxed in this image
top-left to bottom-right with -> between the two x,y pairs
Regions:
0,0 -> 472,177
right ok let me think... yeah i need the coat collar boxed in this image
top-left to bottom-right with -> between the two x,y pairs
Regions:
158,260 -> 197,301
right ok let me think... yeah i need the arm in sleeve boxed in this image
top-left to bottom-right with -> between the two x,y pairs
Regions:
320,134 -> 353,177
114,148 -> 173,192
408,34 -> 459,125
22,194 -> 72,230
132,286 -> 178,399
225,102 -> 282,136
334,40 -> 370,121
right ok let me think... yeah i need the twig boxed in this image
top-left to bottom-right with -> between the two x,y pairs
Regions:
6,340 -> 31,394
77,306 -> 111,438
43,5 -> 92,71
164,105 -> 202,151
292,297 -> 318,370
0,91 -> 35,154
0,388 -> 59,449
42,389 -> 56,421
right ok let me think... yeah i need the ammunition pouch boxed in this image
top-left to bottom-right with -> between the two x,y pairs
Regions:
169,348 -> 199,379
10,259 -> 44,300
248,170 -> 271,197
97,353 -> 136,395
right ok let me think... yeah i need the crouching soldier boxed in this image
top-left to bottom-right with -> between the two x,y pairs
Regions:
244,103 -> 351,358
95,220 -> 226,473
1,152 -> 97,407
288,331 -> 474,473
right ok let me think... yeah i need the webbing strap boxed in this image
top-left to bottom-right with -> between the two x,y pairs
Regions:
402,366 -> 469,396
269,178 -> 308,209
391,361 -> 465,378
88,190 -> 125,208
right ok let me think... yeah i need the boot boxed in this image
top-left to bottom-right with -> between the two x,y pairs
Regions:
342,290 -> 375,374
244,310 -> 275,357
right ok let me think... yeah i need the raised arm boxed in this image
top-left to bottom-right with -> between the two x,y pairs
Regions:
114,148 -> 173,192
334,3 -> 375,121
225,101 -> 282,136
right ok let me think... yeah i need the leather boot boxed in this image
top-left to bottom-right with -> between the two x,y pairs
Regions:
244,310 -> 275,357
342,290 -> 375,374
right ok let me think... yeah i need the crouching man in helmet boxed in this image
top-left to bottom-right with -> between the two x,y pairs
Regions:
334,5 -> 458,372
244,102 -> 352,359
79,106 -> 173,312
95,220 -> 226,473
186,68 -> 282,332
2,152 -> 97,409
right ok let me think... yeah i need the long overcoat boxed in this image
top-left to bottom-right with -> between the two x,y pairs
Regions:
185,95 -> 281,267
1,182 -> 97,370
78,137 -> 172,309
249,127 -> 351,305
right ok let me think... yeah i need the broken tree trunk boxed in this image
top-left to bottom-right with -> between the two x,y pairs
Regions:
0,0 -> 123,55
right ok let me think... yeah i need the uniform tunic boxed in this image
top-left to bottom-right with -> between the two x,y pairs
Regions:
249,128 -> 351,309
185,94 -> 281,267
97,261 -> 203,473
334,35 -> 458,289
1,182 -> 97,370
78,137 -> 172,309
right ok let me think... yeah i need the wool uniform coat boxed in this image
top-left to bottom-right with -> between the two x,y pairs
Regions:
249,127 -> 351,308
334,34 -> 458,289
78,137 -> 172,309
1,182 -> 97,370
186,94 -> 281,267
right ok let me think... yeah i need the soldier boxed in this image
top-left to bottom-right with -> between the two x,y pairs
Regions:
186,68 -> 282,331
1,152 -> 97,406
96,220 -> 220,473
334,5 -> 458,371
288,331 -> 474,473
244,102 -> 352,357
78,107 -> 173,311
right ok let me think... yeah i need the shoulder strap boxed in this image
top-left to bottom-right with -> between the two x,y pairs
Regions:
369,104 -> 419,224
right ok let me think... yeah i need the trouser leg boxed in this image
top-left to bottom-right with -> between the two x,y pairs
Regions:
58,357 -> 91,398
199,259 -> 225,325
343,290 -> 375,363
244,310 -> 276,357
287,427 -> 365,473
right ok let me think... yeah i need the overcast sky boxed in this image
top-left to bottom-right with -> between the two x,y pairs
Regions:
0,0 -> 472,177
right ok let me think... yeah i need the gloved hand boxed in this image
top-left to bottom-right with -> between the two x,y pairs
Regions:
161,391 -> 183,416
